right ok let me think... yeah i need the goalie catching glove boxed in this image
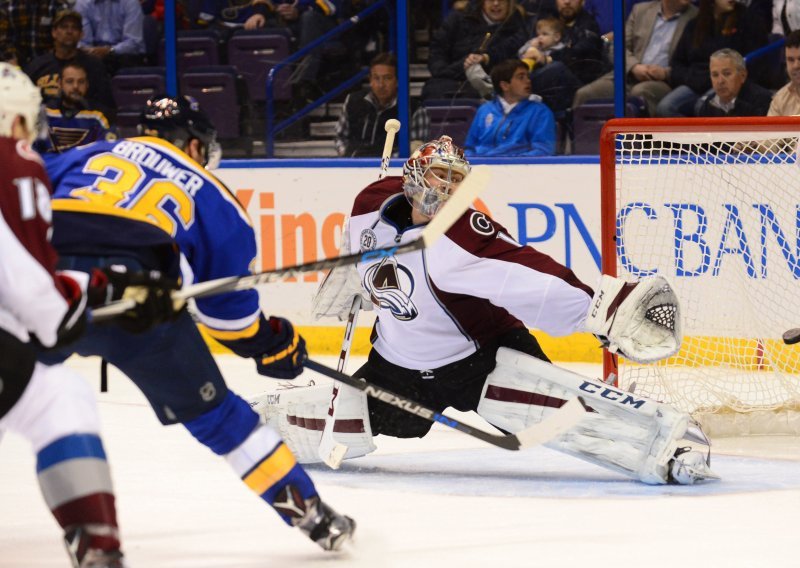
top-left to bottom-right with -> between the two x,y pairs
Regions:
89,265 -> 184,333
584,274 -> 682,364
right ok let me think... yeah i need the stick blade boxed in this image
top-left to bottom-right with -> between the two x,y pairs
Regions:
321,443 -> 348,469
514,397 -> 587,449
421,165 -> 490,248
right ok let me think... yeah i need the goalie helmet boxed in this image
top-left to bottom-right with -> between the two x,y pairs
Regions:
0,62 -> 43,144
138,94 -> 222,168
402,135 -> 471,217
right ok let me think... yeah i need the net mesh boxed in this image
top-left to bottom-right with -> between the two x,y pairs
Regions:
608,126 -> 800,434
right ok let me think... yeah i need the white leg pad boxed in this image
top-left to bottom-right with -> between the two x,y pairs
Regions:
250,381 -> 376,465
477,348 -> 690,484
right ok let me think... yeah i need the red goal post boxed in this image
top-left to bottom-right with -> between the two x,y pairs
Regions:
600,117 -> 800,436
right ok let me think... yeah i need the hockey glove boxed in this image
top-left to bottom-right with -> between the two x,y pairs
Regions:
255,317 -> 307,379
584,274 -> 682,364
52,271 -> 91,348
93,265 -> 185,333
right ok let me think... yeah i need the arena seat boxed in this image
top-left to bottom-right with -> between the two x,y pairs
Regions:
227,30 -> 292,102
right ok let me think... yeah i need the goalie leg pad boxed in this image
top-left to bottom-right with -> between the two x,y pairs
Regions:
477,348 -> 693,484
250,382 -> 376,464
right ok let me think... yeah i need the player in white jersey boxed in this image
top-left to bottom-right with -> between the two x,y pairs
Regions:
265,135 -> 718,486
0,62 -> 180,568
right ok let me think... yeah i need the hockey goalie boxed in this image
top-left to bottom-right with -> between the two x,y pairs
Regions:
253,137 -> 718,485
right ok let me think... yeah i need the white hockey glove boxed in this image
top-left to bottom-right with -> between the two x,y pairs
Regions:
584,275 -> 682,364
311,219 -> 372,321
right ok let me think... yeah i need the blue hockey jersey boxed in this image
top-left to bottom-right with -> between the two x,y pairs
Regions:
45,137 -> 262,343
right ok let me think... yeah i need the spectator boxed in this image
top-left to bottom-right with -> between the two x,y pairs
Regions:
464,58 -> 556,156
423,0 -> 528,101
771,0 -> 800,36
524,0 -> 604,113
195,0 -> 277,31
696,48 -> 773,116
25,9 -> 115,119
75,0 -> 146,73
0,0 -> 70,67
248,0 -> 338,101
572,0 -> 697,116
519,17 -> 566,68
335,52 -> 429,157
656,0 -> 769,117
466,15 -> 566,98
36,61 -> 116,153
769,29 -> 800,115
549,0 -> 605,84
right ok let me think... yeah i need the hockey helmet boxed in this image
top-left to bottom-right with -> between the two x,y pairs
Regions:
0,62 -> 44,143
402,135 -> 471,218
138,94 -> 221,168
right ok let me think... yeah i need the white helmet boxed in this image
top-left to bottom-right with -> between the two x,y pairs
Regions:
0,62 -> 43,143
402,135 -> 471,217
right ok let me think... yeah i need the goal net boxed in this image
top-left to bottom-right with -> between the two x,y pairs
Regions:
600,117 -> 800,436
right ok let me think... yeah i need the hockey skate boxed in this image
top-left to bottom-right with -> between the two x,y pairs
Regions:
64,527 -> 126,568
273,485 -> 355,551
668,447 -> 721,485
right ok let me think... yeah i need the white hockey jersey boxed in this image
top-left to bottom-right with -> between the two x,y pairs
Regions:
348,177 -> 594,370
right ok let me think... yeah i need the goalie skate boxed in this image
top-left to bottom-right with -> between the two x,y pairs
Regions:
273,485 -> 355,551
668,447 -> 720,485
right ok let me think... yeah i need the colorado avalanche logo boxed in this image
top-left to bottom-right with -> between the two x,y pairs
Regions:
360,229 -> 378,251
363,257 -> 418,321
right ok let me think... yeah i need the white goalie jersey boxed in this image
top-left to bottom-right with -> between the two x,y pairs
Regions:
345,177 -> 595,370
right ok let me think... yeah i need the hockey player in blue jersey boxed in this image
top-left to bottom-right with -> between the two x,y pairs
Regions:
40,94 -> 355,552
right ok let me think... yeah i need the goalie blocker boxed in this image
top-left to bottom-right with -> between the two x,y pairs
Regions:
252,346 -> 718,485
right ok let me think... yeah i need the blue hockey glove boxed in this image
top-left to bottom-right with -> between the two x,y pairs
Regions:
255,317 -> 307,379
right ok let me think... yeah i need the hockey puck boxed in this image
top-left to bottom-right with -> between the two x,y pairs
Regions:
782,328 -> 800,345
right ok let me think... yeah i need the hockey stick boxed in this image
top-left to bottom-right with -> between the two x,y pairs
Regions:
317,296 -> 362,468
91,165 -> 491,321
783,328 -> 800,345
318,119 -> 400,467
304,359 -> 589,451
379,119 -> 400,178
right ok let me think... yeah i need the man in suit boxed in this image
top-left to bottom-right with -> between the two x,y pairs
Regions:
571,0 -> 697,116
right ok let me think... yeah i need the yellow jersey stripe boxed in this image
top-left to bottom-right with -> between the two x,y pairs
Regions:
198,319 -> 261,341
52,198 -> 167,231
243,444 -> 297,495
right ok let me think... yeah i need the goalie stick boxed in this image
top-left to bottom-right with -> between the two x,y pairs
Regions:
304,359 -> 589,451
318,119 -> 400,468
91,165 -> 491,321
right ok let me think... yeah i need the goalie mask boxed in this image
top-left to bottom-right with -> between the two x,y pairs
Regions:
0,62 -> 45,144
138,94 -> 222,169
402,136 -> 471,218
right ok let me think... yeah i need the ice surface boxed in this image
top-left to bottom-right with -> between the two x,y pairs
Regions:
1,356 -> 798,568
